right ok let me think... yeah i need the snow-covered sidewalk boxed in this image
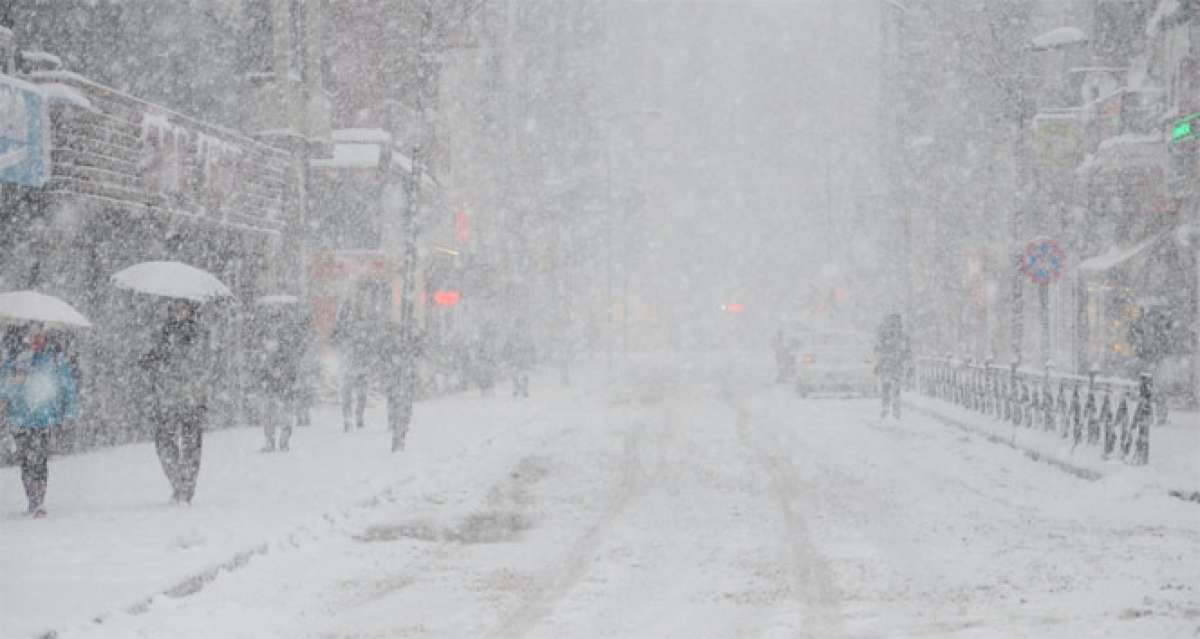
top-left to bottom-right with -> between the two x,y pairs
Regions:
904,393 -> 1200,497
0,379 -> 580,639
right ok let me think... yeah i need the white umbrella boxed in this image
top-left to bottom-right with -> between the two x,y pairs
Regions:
0,290 -> 92,329
112,261 -> 232,303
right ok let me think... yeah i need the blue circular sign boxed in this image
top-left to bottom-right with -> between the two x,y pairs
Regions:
1021,239 -> 1066,285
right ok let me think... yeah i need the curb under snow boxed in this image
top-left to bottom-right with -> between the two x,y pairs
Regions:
904,395 -> 1200,505
903,398 -> 1103,481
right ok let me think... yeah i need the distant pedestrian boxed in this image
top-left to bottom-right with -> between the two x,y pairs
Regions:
253,304 -> 307,452
383,323 -> 421,451
874,313 -> 911,419
472,326 -> 498,397
332,295 -> 374,431
0,326 -> 79,517
140,300 -> 210,505
294,309 -> 317,428
503,329 -> 536,398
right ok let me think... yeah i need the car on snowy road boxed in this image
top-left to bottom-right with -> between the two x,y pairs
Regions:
791,329 -> 876,398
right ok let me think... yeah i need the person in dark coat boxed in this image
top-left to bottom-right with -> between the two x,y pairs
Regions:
472,326 -> 498,397
293,308 -> 317,429
331,296 -> 374,432
382,323 -> 422,451
874,313 -> 911,419
503,330 -> 536,398
0,326 -> 79,517
255,305 -> 307,452
140,300 -> 210,504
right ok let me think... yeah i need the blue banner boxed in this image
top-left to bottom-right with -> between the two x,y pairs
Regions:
0,75 -> 49,187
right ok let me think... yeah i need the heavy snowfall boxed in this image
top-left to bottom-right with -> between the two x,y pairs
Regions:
0,1 -> 1197,638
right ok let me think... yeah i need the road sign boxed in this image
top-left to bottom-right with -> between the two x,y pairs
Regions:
0,75 -> 49,187
1021,238 -> 1066,286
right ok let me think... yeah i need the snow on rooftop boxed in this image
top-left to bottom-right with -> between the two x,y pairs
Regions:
39,83 -> 98,112
331,128 -> 392,144
21,50 -> 62,68
1032,26 -> 1086,50
1078,233 -> 1166,273
29,69 -> 89,84
310,143 -> 383,169
1096,132 -> 1162,151
392,149 -> 440,188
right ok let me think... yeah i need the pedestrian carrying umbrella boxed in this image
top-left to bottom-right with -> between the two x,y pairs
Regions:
0,290 -> 92,329
111,261 -> 233,303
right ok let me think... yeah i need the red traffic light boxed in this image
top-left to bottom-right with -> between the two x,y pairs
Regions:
723,303 -> 745,314
433,290 -> 461,306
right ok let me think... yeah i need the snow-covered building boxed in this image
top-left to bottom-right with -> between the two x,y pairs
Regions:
879,0 -> 1195,404
1026,0 -> 1195,403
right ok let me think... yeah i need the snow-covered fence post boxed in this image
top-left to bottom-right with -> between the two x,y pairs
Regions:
1116,388 -> 1132,457
1069,382 -> 1082,443
1041,366 -> 1055,431
973,363 -> 986,412
1060,381 -> 1070,437
1084,370 -> 1099,445
1131,373 -> 1152,465
1099,387 -> 1115,458
1022,374 -> 1032,430
984,358 -> 995,416
1008,360 -> 1020,425
959,359 -> 970,408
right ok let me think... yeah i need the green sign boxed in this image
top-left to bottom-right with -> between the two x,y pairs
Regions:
1172,113 -> 1200,143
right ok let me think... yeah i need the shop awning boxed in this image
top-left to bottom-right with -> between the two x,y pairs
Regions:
1078,232 -> 1168,273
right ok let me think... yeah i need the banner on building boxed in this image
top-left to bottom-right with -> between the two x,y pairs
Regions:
0,74 -> 49,187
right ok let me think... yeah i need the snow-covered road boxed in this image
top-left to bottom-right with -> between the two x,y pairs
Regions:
60,355 -> 1200,638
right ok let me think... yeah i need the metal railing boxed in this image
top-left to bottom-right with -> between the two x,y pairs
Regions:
915,356 -> 1160,465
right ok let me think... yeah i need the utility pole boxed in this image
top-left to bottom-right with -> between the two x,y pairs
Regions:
394,0 -> 437,452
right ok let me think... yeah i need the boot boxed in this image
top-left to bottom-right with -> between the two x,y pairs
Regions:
27,480 -> 47,515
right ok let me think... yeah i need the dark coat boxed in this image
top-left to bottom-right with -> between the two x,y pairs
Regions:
331,306 -> 376,373
140,318 -> 211,413
874,322 -> 911,378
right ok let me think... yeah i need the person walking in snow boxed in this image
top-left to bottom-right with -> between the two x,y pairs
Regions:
472,326 -> 499,397
255,305 -> 306,452
331,294 -> 375,432
293,308 -> 317,429
0,326 -> 79,517
140,300 -> 210,505
874,313 -> 911,419
382,322 -> 422,451
503,328 -> 536,398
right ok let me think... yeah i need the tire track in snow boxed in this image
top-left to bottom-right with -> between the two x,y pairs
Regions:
729,391 -> 846,638
486,404 -> 675,638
